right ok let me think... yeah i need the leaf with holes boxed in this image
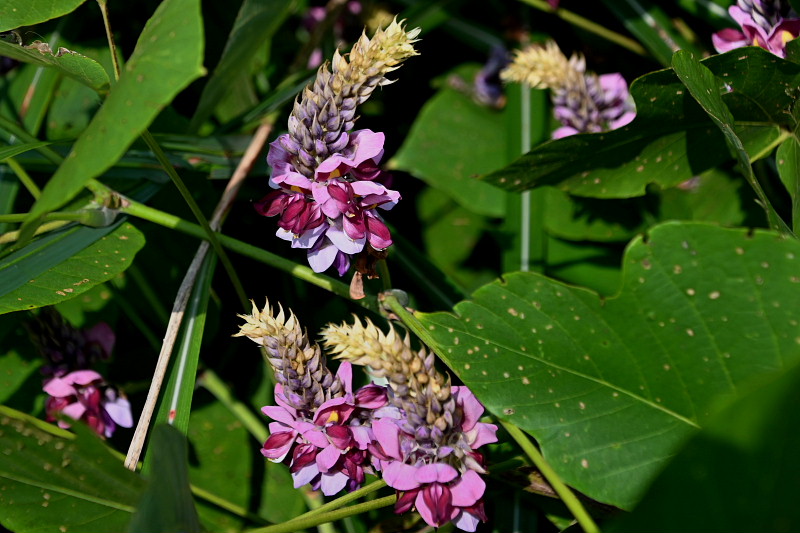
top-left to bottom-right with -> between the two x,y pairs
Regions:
416,222 -> 800,508
0,406 -> 146,533
483,47 -> 797,198
0,221 -> 146,315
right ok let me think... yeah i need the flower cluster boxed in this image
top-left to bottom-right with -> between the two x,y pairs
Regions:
713,0 -> 800,57
237,303 -> 497,532
256,19 -> 418,277
501,40 -> 635,138
27,308 -> 133,438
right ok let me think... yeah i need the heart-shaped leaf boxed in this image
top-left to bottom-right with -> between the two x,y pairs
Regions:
483,47 -> 798,198
417,222 -> 800,508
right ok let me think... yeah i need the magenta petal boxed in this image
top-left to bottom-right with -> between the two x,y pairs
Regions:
372,418 -> 401,460
350,180 -> 386,196
320,471 -> 350,496
302,428 -> 331,448
712,28 -> 748,53
450,470 -> 486,507
262,431 -> 296,460
552,126 -> 579,139
43,377 -> 77,397
316,444 -> 342,472
326,424 -> 352,449
415,463 -> 458,484
383,461 -> 422,491
355,384 -> 388,409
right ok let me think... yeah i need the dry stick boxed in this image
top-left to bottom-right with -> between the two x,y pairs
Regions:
124,122 -> 273,470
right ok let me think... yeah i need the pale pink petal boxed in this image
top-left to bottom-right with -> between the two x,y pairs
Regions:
104,396 -> 133,428
335,361 -> 353,395
450,470 -> 486,507
326,224 -> 366,254
262,405 -> 297,425
316,444 -> 342,472
416,463 -> 458,484
350,426 -> 372,449
453,510 -> 480,532
372,418 -> 401,459
383,461 -> 422,491
66,370 -> 103,386
466,421 -> 499,449
301,428 -> 331,448
292,463 -> 320,488
454,386 -> 484,432
348,130 -> 385,164
320,471 -> 349,496
61,402 -> 86,421
307,239 -> 339,272
43,377 -> 77,397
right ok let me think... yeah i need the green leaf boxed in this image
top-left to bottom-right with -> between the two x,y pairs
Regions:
390,65 -> 510,217
25,0 -> 206,222
128,425 -> 201,533
483,47 -> 796,198
671,49 -> 791,234
0,406 -> 146,533
189,0 -> 294,131
0,221 -> 146,315
611,361 -> 800,532
0,141 -> 52,162
777,135 -> 800,232
0,0 -> 88,32
417,222 -> 800,508
0,40 -> 110,93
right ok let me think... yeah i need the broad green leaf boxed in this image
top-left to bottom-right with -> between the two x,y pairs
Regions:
128,425 -> 201,533
25,0 -> 206,222
545,236 -> 622,296
417,222 -> 800,508
611,361 -> 800,532
671,49 -> 791,234
777,135 -> 800,232
390,65 -> 510,217
658,168 -> 746,227
190,0 -> 294,131
0,0 -> 88,32
0,221 -> 146,315
0,406 -> 146,533
483,47 -> 795,198
0,40 -> 110,93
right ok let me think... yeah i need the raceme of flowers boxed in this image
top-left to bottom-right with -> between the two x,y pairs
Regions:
713,0 -> 800,57
500,40 -> 635,138
256,19 -> 419,277
236,301 -> 497,532
27,308 -> 133,438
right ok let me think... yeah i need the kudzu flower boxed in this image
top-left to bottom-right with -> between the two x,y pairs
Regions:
712,0 -> 800,57
321,318 -> 497,532
501,41 -> 635,138
236,300 -> 391,495
27,308 -> 133,439
257,19 -> 418,276
44,370 -> 133,438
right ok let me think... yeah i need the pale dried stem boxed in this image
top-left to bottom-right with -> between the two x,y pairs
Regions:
124,121 -> 274,471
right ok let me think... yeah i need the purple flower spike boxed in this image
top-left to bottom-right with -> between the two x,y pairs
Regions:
44,370 -> 133,438
713,0 -> 800,57
260,361 -> 390,495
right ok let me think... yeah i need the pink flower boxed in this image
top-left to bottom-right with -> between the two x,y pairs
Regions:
372,386 -> 497,532
260,362 -> 390,495
713,3 -> 800,57
43,370 -> 133,438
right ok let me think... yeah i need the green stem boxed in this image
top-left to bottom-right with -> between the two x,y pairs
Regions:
245,495 -> 396,533
6,157 -> 40,199
501,421 -> 600,533
191,484 -> 270,526
0,220 -> 70,244
301,480 -> 387,519
139,129 -> 249,310
379,290 -> 448,363
119,199 -> 379,313
0,211 -> 85,224
96,0 -> 122,82
517,0 -> 648,57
